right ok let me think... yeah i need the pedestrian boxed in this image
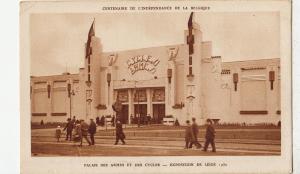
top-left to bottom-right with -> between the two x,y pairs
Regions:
96,116 -> 100,126
55,126 -> 62,142
71,116 -> 76,125
184,120 -> 193,149
189,117 -> 202,149
174,119 -> 180,126
80,119 -> 92,146
114,120 -> 126,145
100,116 -> 105,126
63,118 -> 74,141
88,119 -> 97,145
203,119 -> 216,152
73,120 -> 82,145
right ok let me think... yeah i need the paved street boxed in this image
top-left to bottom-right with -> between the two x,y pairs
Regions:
31,126 -> 281,156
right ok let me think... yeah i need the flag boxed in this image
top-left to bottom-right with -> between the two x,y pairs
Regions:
86,20 -> 95,58
188,12 -> 194,29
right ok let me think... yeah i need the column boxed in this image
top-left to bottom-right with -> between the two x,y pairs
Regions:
107,67 -> 114,115
146,89 -> 152,117
128,89 -> 134,124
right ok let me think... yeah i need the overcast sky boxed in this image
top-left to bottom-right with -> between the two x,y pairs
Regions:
30,12 -> 279,76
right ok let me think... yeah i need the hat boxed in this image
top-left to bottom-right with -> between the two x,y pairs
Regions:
206,119 -> 213,124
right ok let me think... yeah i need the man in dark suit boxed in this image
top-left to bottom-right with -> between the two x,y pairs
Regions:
189,117 -> 202,149
88,119 -> 97,145
114,120 -> 126,145
203,119 -> 216,152
63,118 -> 73,141
184,120 -> 193,149
80,119 -> 92,146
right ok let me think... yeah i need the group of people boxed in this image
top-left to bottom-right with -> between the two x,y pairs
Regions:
55,116 -> 126,146
55,117 -> 97,146
185,118 -> 216,152
95,116 -> 106,127
55,116 -> 216,152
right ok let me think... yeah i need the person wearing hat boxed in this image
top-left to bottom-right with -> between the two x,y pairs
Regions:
80,119 -> 92,146
55,126 -> 62,142
63,118 -> 74,141
73,120 -> 82,144
189,117 -> 202,149
88,118 -> 97,145
184,120 -> 193,149
203,119 -> 216,152
114,120 -> 126,145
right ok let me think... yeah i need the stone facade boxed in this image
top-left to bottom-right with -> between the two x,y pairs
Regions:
31,15 -> 281,125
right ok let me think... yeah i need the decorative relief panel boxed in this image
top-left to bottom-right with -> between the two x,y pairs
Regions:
152,88 -> 165,102
108,53 -> 118,66
168,47 -> 179,60
86,90 -> 92,102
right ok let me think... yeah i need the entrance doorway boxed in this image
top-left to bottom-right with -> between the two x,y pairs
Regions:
134,104 -> 147,124
153,104 -> 165,124
120,104 -> 128,124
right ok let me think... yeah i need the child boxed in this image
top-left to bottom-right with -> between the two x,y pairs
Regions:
203,119 -> 216,152
184,120 -> 193,149
55,126 -> 62,142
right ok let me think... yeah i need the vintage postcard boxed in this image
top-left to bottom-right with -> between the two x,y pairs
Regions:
20,0 -> 292,173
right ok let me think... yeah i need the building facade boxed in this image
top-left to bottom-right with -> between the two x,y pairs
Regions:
30,14 -> 281,125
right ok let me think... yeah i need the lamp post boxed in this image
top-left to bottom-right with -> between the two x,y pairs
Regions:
68,83 -> 75,119
136,83 -> 140,128
69,90 -> 75,119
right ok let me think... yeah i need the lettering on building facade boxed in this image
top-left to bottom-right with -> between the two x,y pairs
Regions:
127,55 -> 160,75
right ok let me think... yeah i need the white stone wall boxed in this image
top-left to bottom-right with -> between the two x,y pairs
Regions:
218,59 -> 281,124
31,74 -> 80,123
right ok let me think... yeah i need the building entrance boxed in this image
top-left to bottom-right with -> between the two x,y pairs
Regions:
153,104 -> 165,124
134,104 -> 147,124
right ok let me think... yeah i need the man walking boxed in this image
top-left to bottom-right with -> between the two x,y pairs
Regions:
80,119 -> 92,146
88,119 -> 97,145
203,119 -> 216,152
184,120 -> 192,149
114,120 -> 126,145
63,118 -> 73,141
189,117 -> 202,149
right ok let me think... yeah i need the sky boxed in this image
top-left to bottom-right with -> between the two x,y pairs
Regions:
30,12 -> 280,76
